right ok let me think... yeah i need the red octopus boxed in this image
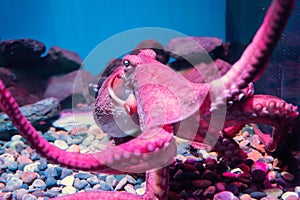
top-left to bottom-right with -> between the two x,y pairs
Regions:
0,0 -> 298,199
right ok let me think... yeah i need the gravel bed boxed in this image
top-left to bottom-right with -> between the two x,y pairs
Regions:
0,111 -> 299,200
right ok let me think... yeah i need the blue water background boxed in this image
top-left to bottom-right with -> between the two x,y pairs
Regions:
0,0 -> 226,61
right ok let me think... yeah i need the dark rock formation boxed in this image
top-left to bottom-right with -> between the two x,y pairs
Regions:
0,97 -> 60,140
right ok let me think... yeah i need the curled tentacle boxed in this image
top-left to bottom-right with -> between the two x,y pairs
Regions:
210,0 -> 295,110
224,95 -> 298,151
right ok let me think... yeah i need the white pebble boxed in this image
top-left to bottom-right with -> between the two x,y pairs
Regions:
62,186 -> 76,195
54,140 -> 68,150
281,191 -> 298,200
61,175 -> 75,186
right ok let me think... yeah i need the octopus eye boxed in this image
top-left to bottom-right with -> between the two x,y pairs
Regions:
122,59 -> 131,68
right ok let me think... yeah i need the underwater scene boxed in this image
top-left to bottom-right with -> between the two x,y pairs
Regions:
0,0 -> 299,200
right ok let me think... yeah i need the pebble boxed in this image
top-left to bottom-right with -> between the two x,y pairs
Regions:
99,180 -> 112,191
263,188 -> 283,198
31,189 -> 44,198
115,177 -> 128,191
8,161 -> 18,171
87,176 -> 100,186
295,186 -> 300,196
44,167 -> 59,179
32,179 -> 46,190
281,171 -> 295,182
61,175 -> 74,186
125,175 -> 137,184
266,170 -> 277,182
225,183 -> 239,196
250,191 -> 267,199
60,168 -> 73,179
22,194 -> 37,200
6,177 -> 23,187
281,191 -> 298,200
17,155 -> 33,164
203,185 -> 216,197
75,172 -> 93,179
23,163 -> 39,172
136,187 -> 145,195
44,189 -> 59,198
62,186 -> 76,195
213,191 -> 235,200
215,182 -> 226,192
54,140 -> 68,150
22,171 -> 38,184
13,188 -> 28,200
239,193 -> 252,200
74,179 -> 88,190
82,135 -> 95,146
105,175 -> 117,187
37,162 -> 48,171
46,177 -> 57,188
67,144 -> 80,152
124,184 -> 136,194
192,179 -> 212,188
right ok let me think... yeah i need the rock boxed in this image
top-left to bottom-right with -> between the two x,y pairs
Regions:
44,70 -> 94,107
0,39 -> 45,67
225,183 -> 239,196
281,191 -> 298,200
239,194 -> 252,200
42,46 -> 82,77
192,179 -> 212,188
61,175 -> 74,186
0,97 -> 60,137
22,172 -> 37,184
44,167 -> 59,179
75,172 -> 93,180
87,176 -> 100,186
62,186 -> 76,195
60,168 -> 73,179
266,170 -> 277,182
105,175 -> 117,188
203,185 -> 216,197
0,67 -> 43,110
53,140 -> 68,150
46,177 -> 57,188
7,161 -> 18,171
82,135 -> 95,146
31,189 -> 44,198
213,191 -> 235,200
165,36 -> 223,61
23,163 -> 39,172
74,179 -> 88,190
132,39 -> 169,64
124,184 -> 136,194
250,191 -> 267,199
37,162 -> 48,171
32,179 -> 46,190
136,187 -> 146,195
247,150 -> 263,162
215,182 -> 226,192
281,171 -> 295,182
115,177 -> 127,191
12,188 -> 28,200
263,188 -> 283,198
99,180 -> 112,191
44,189 -> 60,198
21,194 -> 37,200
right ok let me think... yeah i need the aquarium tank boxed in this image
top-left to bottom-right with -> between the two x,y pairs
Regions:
0,1 -> 299,200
